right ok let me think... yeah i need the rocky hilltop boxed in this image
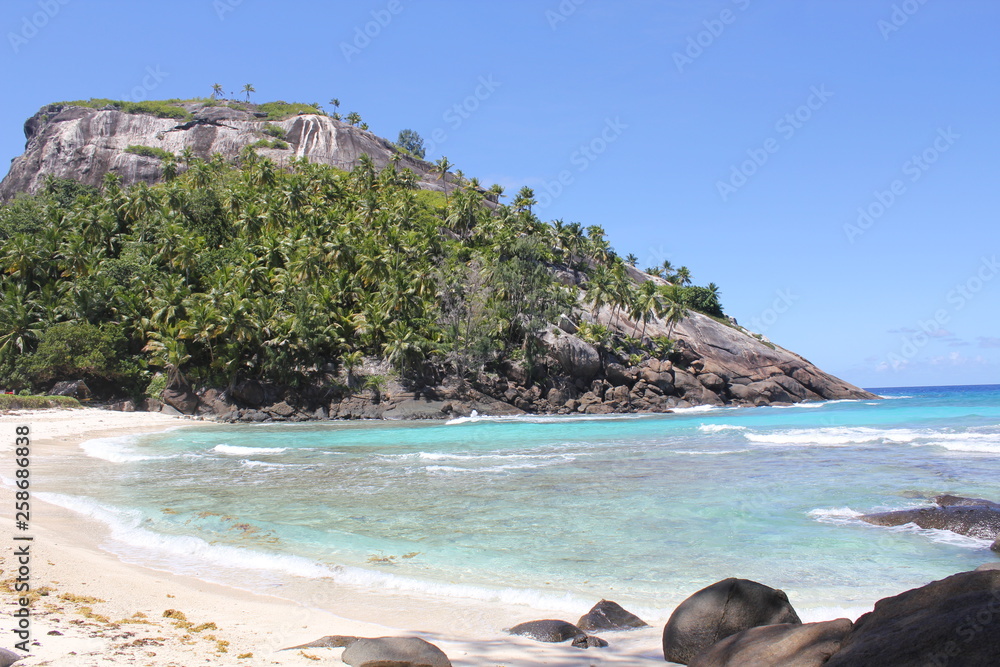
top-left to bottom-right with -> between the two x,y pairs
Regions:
0,101 -> 876,419
0,101 -> 450,200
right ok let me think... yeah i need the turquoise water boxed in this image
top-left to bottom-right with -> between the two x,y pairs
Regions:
35,385 -> 1000,621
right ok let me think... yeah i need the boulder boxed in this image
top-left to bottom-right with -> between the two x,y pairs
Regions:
231,379 -> 265,406
508,620 -> 581,642
0,648 -> 21,667
571,634 -> 608,648
109,399 -> 135,412
341,636 -> 451,667
662,578 -> 801,665
539,326 -> 601,381
605,362 -> 635,387
162,386 -> 199,414
697,372 -> 726,393
860,505 -> 1000,540
689,619 -> 852,667
50,379 -> 90,399
825,570 -> 1000,666
577,599 -> 648,632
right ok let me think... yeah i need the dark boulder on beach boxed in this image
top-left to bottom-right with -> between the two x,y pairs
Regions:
577,599 -> 649,632
688,619 -> 852,667
662,578 -> 801,665
861,503 -> 1000,540
0,648 -> 22,667
825,570 -> 1000,666
161,386 -> 199,414
508,619 -> 582,643
50,379 -> 90,399
340,636 -> 451,667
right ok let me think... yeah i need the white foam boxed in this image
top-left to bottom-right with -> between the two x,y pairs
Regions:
425,463 -> 543,473
239,459 -> 297,469
674,449 -> 750,456
808,507 -> 864,524
743,427 -> 922,447
697,424 -> 747,433
34,491 -> 335,579
80,435 -> 175,463
213,445 -> 288,456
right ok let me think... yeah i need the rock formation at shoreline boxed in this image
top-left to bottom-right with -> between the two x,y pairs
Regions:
861,495 -> 1000,551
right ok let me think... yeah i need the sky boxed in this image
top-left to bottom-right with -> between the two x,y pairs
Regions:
1,0 -> 997,389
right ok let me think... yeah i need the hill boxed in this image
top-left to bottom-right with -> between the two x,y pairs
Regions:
0,100 -> 876,420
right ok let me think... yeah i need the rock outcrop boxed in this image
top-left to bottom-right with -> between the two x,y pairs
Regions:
861,495 -> 1000,547
0,102 -> 453,200
662,578 -> 802,665
825,570 -> 1000,666
576,599 -> 648,632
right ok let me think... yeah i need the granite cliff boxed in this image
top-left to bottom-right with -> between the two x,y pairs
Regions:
0,101 -> 451,200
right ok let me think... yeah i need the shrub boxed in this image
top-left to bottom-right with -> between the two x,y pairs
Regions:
17,321 -> 133,389
56,99 -> 192,120
251,138 -> 289,150
261,123 -> 287,139
254,101 -> 322,121
125,145 -> 174,160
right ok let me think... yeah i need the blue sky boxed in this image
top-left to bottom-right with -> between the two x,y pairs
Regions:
1,0 -> 997,389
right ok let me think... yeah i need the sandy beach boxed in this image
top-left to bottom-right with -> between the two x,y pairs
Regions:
1,408 -> 668,665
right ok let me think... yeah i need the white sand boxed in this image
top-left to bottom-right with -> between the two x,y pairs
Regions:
1,408 -> 669,665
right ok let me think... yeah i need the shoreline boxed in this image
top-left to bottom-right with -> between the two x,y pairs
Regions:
1,408 -> 668,665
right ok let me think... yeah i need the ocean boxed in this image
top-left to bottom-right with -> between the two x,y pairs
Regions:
31,384 -> 1000,623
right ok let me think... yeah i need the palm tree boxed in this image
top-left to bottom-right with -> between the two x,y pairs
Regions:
211,83 -> 224,99
330,98 -> 341,120
242,83 -> 255,102
625,253 -> 638,267
513,186 -> 537,214
673,265 -> 692,287
345,112 -> 362,126
631,280 -> 659,339
434,156 -> 453,204
657,284 -> 689,338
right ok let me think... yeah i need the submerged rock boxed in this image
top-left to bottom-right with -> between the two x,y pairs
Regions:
662,578 -> 801,665
861,504 -> 1000,540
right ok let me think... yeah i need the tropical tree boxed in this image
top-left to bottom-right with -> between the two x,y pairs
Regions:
329,98 -> 341,119
242,83 -> 255,102
657,284 -> 689,338
434,156 -> 453,204
211,83 -> 224,99
396,129 -> 425,158
345,111 -> 362,126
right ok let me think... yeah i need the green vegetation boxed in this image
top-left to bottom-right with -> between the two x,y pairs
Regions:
396,129 -> 425,159
251,138 -> 289,150
0,140 -> 724,398
255,101 -> 323,121
125,145 -> 174,160
261,123 -> 287,140
55,98 -> 193,120
0,394 -> 80,411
